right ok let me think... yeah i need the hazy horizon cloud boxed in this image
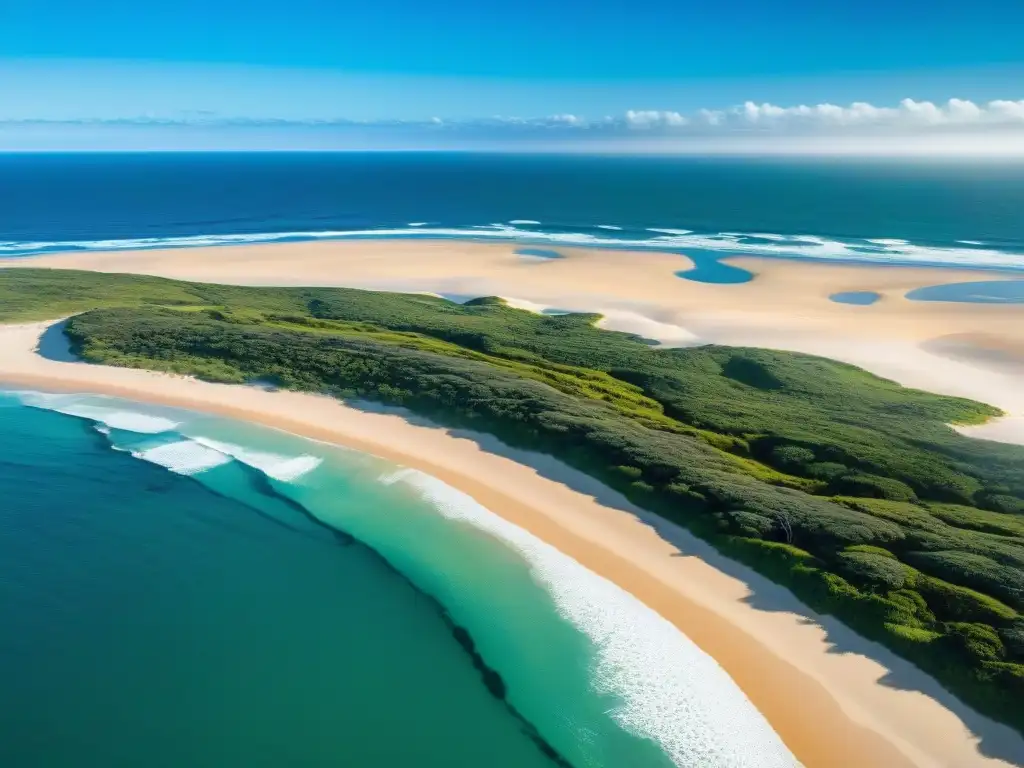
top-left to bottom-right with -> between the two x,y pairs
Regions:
3,97 -> 1023,155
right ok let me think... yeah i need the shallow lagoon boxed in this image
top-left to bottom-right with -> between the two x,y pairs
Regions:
906,280 -> 1024,304
674,251 -> 753,284
515,247 -> 564,260
829,291 -> 882,306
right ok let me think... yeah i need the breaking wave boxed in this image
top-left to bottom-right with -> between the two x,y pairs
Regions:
13,392 -> 322,483
3,222 -> 1022,271
15,392 -> 180,434
381,467 -> 799,767
6,388 -> 798,765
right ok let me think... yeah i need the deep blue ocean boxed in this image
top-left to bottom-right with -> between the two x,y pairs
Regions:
1,153 -> 1023,272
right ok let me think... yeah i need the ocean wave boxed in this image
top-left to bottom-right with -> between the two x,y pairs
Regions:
135,439 -> 233,475
16,392 -> 180,434
508,219 -> 541,225
3,223 -> 1023,271
126,434 -> 322,482
647,228 -> 695,236
189,437 -> 322,482
380,467 -> 799,768
14,392 -> 322,482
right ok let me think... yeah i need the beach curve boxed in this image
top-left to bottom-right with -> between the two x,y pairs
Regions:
1,318 -> 1023,767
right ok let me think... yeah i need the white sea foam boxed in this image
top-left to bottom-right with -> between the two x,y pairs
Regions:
4,223 -> 1023,270
407,222 -> 428,227
596,224 -> 623,230
16,392 -> 179,434
380,468 -> 799,768
865,238 -> 911,246
136,440 -> 232,475
14,391 -> 322,482
743,232 -> 790,241
508,219 -> 541,225
190,437 -> 322,482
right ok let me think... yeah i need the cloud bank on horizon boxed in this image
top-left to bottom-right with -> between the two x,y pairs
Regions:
5,97 -> 1024,155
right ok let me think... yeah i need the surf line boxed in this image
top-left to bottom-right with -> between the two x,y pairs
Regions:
202,457 -> 575,768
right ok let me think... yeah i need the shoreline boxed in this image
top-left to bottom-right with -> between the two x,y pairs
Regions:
4,238 -> 1023,443
2,320 -> 1023,767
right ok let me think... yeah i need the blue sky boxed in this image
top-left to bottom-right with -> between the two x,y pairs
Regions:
2,0 -> 1023,152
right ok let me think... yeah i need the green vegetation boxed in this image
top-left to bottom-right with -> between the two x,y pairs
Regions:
3,267 -> 1023,732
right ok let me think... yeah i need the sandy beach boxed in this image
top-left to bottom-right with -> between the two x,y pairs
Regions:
5,239 -> 1024,442
2,241 -> 1024,766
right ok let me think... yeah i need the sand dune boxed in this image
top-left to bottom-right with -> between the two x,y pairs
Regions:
6,239 -> 1023,441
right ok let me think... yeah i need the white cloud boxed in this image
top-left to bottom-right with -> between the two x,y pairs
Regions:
547,113 -> 585,126
697,109 -> 724,126
718,98 -> 1024,131
9,99 -> 1023,135
989,100 -> 1024,121
624,110 -> 688,128
511,98 -> 1024,136
5,98 -> 1024,156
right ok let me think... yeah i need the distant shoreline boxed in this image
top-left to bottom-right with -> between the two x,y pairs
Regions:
4,238 -> 1023,442
4,229 -> 1024,275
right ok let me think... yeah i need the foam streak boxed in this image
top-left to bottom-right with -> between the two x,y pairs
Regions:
381,468 -> 799,768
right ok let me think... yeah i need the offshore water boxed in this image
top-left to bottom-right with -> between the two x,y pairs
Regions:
1,153 -> 1023,272
0,391 -> 796,767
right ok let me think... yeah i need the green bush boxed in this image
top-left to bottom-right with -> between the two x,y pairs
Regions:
999,622 -> 1024,660
979,661 -> 1024,693
836,550 -> 915,589
906,550 -> 1024,611
917,576 -> 1018,625
806,461 -> 849,480
770,444 -> 816,470
829,472 -> 918,502
940,622 -> 1005,663
885,623 -> 941,644
887,589 -> 935,626
844,543 -> 898,558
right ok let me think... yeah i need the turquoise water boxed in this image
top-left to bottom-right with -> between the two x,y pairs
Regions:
675,253 -> 753,284
0,391 -> 798,767
829,291 -> 882,305
906,280 -> 1024,304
